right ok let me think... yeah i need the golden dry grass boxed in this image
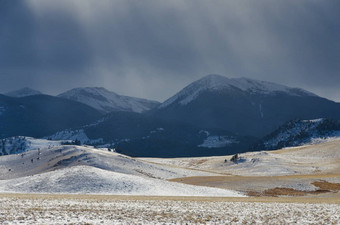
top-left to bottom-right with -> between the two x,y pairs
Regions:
169,174 -> 340,186
260,188 -> 329,197
170,174 -> 340,199
313,180 -> 340,191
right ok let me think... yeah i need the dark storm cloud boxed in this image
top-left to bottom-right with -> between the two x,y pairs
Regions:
0,0 -> 339,101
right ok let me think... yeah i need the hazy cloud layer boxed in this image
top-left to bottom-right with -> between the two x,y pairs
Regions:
0,0 -> 339,101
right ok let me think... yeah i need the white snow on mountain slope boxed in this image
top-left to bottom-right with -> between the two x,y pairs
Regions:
198,136 -> 238,148
4,87 -> 42,97
0,136 -> 63,156
45,117 -> 110,145
46,129 -> 104,145
263,118 -> 340,149
160,74 -> 317,108
58,87 -> 159,113
0,165 -> 244,196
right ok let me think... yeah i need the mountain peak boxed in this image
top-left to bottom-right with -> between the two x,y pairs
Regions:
58,87 -> 160,113
4,87 -> 42,97
59,87 -> 120,99
193,74 -> 234,90
160,74 -> 317,108
198,74 -> 315,95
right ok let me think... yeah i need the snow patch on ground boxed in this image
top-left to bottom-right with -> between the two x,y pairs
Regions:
46,129 -> 103,145
198,136 -> 237,148
150,127 -> 164,134
199,130 -> 210,136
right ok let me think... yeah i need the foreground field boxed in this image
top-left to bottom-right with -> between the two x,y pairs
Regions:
0,194 -> 339,224
1,138 -> 340,224
170,174 -> 340,197
143,139 -> 340,197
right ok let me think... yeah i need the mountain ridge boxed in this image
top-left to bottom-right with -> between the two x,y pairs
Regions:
0,94 -> 102,138
58,87 -> 160,113
154,74 -> 340,137
160,74 -> 317,108
4,87 -> 42,98
2,74 -> 340,157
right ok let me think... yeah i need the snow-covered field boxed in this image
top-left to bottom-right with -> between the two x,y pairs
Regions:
0,138 -> 243,197
0,195 -> 339,224
142,139 -> 340,196
0,165 -> 243,197
0,136 -> 339,224
0,144 -> 216,180
1,137 -> 339,198
142,138 -> 340,176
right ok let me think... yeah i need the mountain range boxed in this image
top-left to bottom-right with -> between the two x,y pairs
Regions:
2,74 -> 340,157
4,87 -> 42,98
0,94 -> 101,138
155,74 -> 340,137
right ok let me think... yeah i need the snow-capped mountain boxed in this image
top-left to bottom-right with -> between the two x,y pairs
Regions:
58,87 -> 160,113
4,87 -> 42,97
155,74 -> 340,137
159,74 -> 316,108
254,118 -> 340,150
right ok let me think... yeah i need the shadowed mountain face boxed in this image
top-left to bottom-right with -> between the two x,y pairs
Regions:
154,75 -> 340,137
0,94 -> 102,138
46,111 -> 257,158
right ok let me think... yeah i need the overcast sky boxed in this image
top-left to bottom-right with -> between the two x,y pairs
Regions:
1,0 -> 339,102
